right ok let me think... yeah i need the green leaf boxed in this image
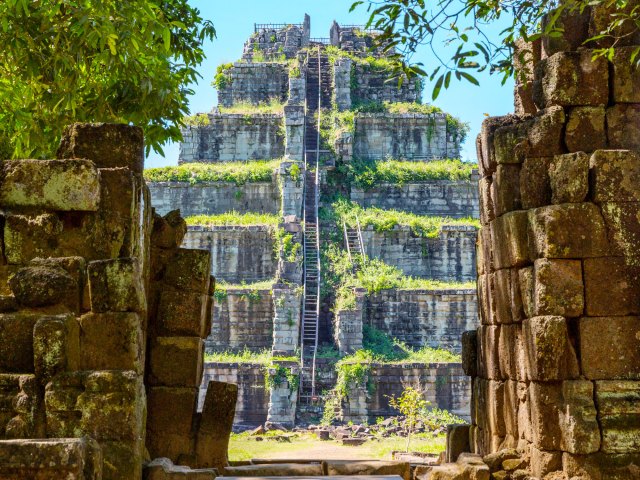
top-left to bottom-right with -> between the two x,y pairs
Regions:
459,71 -> 480,86
432,74 -> 444,100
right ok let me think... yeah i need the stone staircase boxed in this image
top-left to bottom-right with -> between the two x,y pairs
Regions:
299,48 -> 332,404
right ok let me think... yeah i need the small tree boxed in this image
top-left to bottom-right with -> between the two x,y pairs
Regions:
387,385 -> 429,452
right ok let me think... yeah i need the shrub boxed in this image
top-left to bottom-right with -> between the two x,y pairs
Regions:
213,62 -> 234,90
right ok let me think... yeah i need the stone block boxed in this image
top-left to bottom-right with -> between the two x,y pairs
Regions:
156,287 -> 208,337
601,202 -> 640,265
87,258 -> 145,313
493,122 -> 528,164
528,203 -> 610,259
529,380 -> 600,454
589,3 -> 640,48
477,274 -> 494,325
491,211 -> 530,270
478,226 -> 494,275
518,267 -> 534,319
224,464 -> 324,477
590,150 -> 640,203
612,46 -> 640,102
78,312 -> 143,372
595,381 -> 640,454
533,258 -> 584,317
565,106 -> 606,153
498,324 -> 519,380
527,106 -> 565,157
0,374 -> 40,438
584,257 -> 640,316
492,164 -> 521,216
478,325 -> 501,380
101,439 -> 144,480
533,51 -> 609,108
0,313 -> 40,373
152,209 -> 187,249
9,264 -> 78,310
522,316 -> 580,381
487,380 -> 506,437
579,316 -> 640,380
144,458 -> 217,480
520,157 -> 552,209
461,330 -> 477,377
529,446 -> 562,478
491,269 -> 512,325
0,438 -> 102,480
4,213 -> 63,264
445,424 -> 471,463
147,387 -> 197,436
563,451 -> 640,480
0,159 -> 100,211
479,115 -> 520,176
148,337 -> 204,387
77,371 -> 144,443
607,104 -> 640,150
549,152 -> 589,204
541,6 -> 591,56
33,314 -> 79,383
57,122 -> 145,174
162,248 -> 211,293
194,380 -> 237,470
479,177 -> 495,226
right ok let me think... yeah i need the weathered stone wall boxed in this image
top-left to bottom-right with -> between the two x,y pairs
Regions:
353,114 -> 461,160
351,64 -> 421,104
468,8 -> 640,478
148,180 -> 281,217
242,16 -> 310,61
350,178 -> 479,218
200,363 -> 269,427
0,124 -> 234,479
366,289 -> 478,353
360,225 -> 477,281
341,363 -> 471,423
178,114 -> 284,163
182,225 -> 276,284
218,63 -> 289,107
207,288 -> 274,353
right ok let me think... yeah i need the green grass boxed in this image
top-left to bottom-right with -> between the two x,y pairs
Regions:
228,431 -> 446,462
214,279 -> 276,302
345,158 -> 474,189
321,245 -> 475,312
184,212 -> 280,227
218,99 -> 284,115
332,198 -> 480,238
143,160 -> 281,185
204,347 -> 298,365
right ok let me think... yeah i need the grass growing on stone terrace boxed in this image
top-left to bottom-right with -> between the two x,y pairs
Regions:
184,212 -> 280,227
204,347 -> 297,364
321,245 -> 475,312
344,158 -> 474,189
218,99 -> 285,115
213,279 -> 276,302
330,198 -> 480,238
143,159 -> 280,185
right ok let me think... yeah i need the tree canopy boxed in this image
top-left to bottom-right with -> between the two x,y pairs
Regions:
352,0 -> 640,98
0,0 -> 215,158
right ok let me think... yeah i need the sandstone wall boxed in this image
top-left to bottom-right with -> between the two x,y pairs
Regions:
178,114 -> 284,163
350,179 -> 479,217
366,289 -> 478,353
200,363 -> 269,427
360,225 -> 477,281
208,289 -> 274,353
467,9 -> 640,478
182,225 -> 276,284
148,180 -> 281,217
351,64 -> 421,104
353,114 -> 461,160
218,63 -> 289,107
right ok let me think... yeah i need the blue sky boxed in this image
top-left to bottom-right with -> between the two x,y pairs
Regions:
146,0 -> 515,168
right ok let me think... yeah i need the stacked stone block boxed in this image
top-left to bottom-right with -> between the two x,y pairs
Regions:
0,123 -> 150,479
217,63 -> 289,107
242,15 -> 310,61
467,7 -> 640,478
147,211 -> 237,471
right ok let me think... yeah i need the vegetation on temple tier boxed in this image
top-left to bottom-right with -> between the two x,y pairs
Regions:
343,158 -> 474,188
143,159 -> 281,184
330,197 -> 480,238
184,212 -> 280,227
319,103 -> 469,151
212,280 -> 276,303
217,99 -> 285,115
321,326 -> 462,426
